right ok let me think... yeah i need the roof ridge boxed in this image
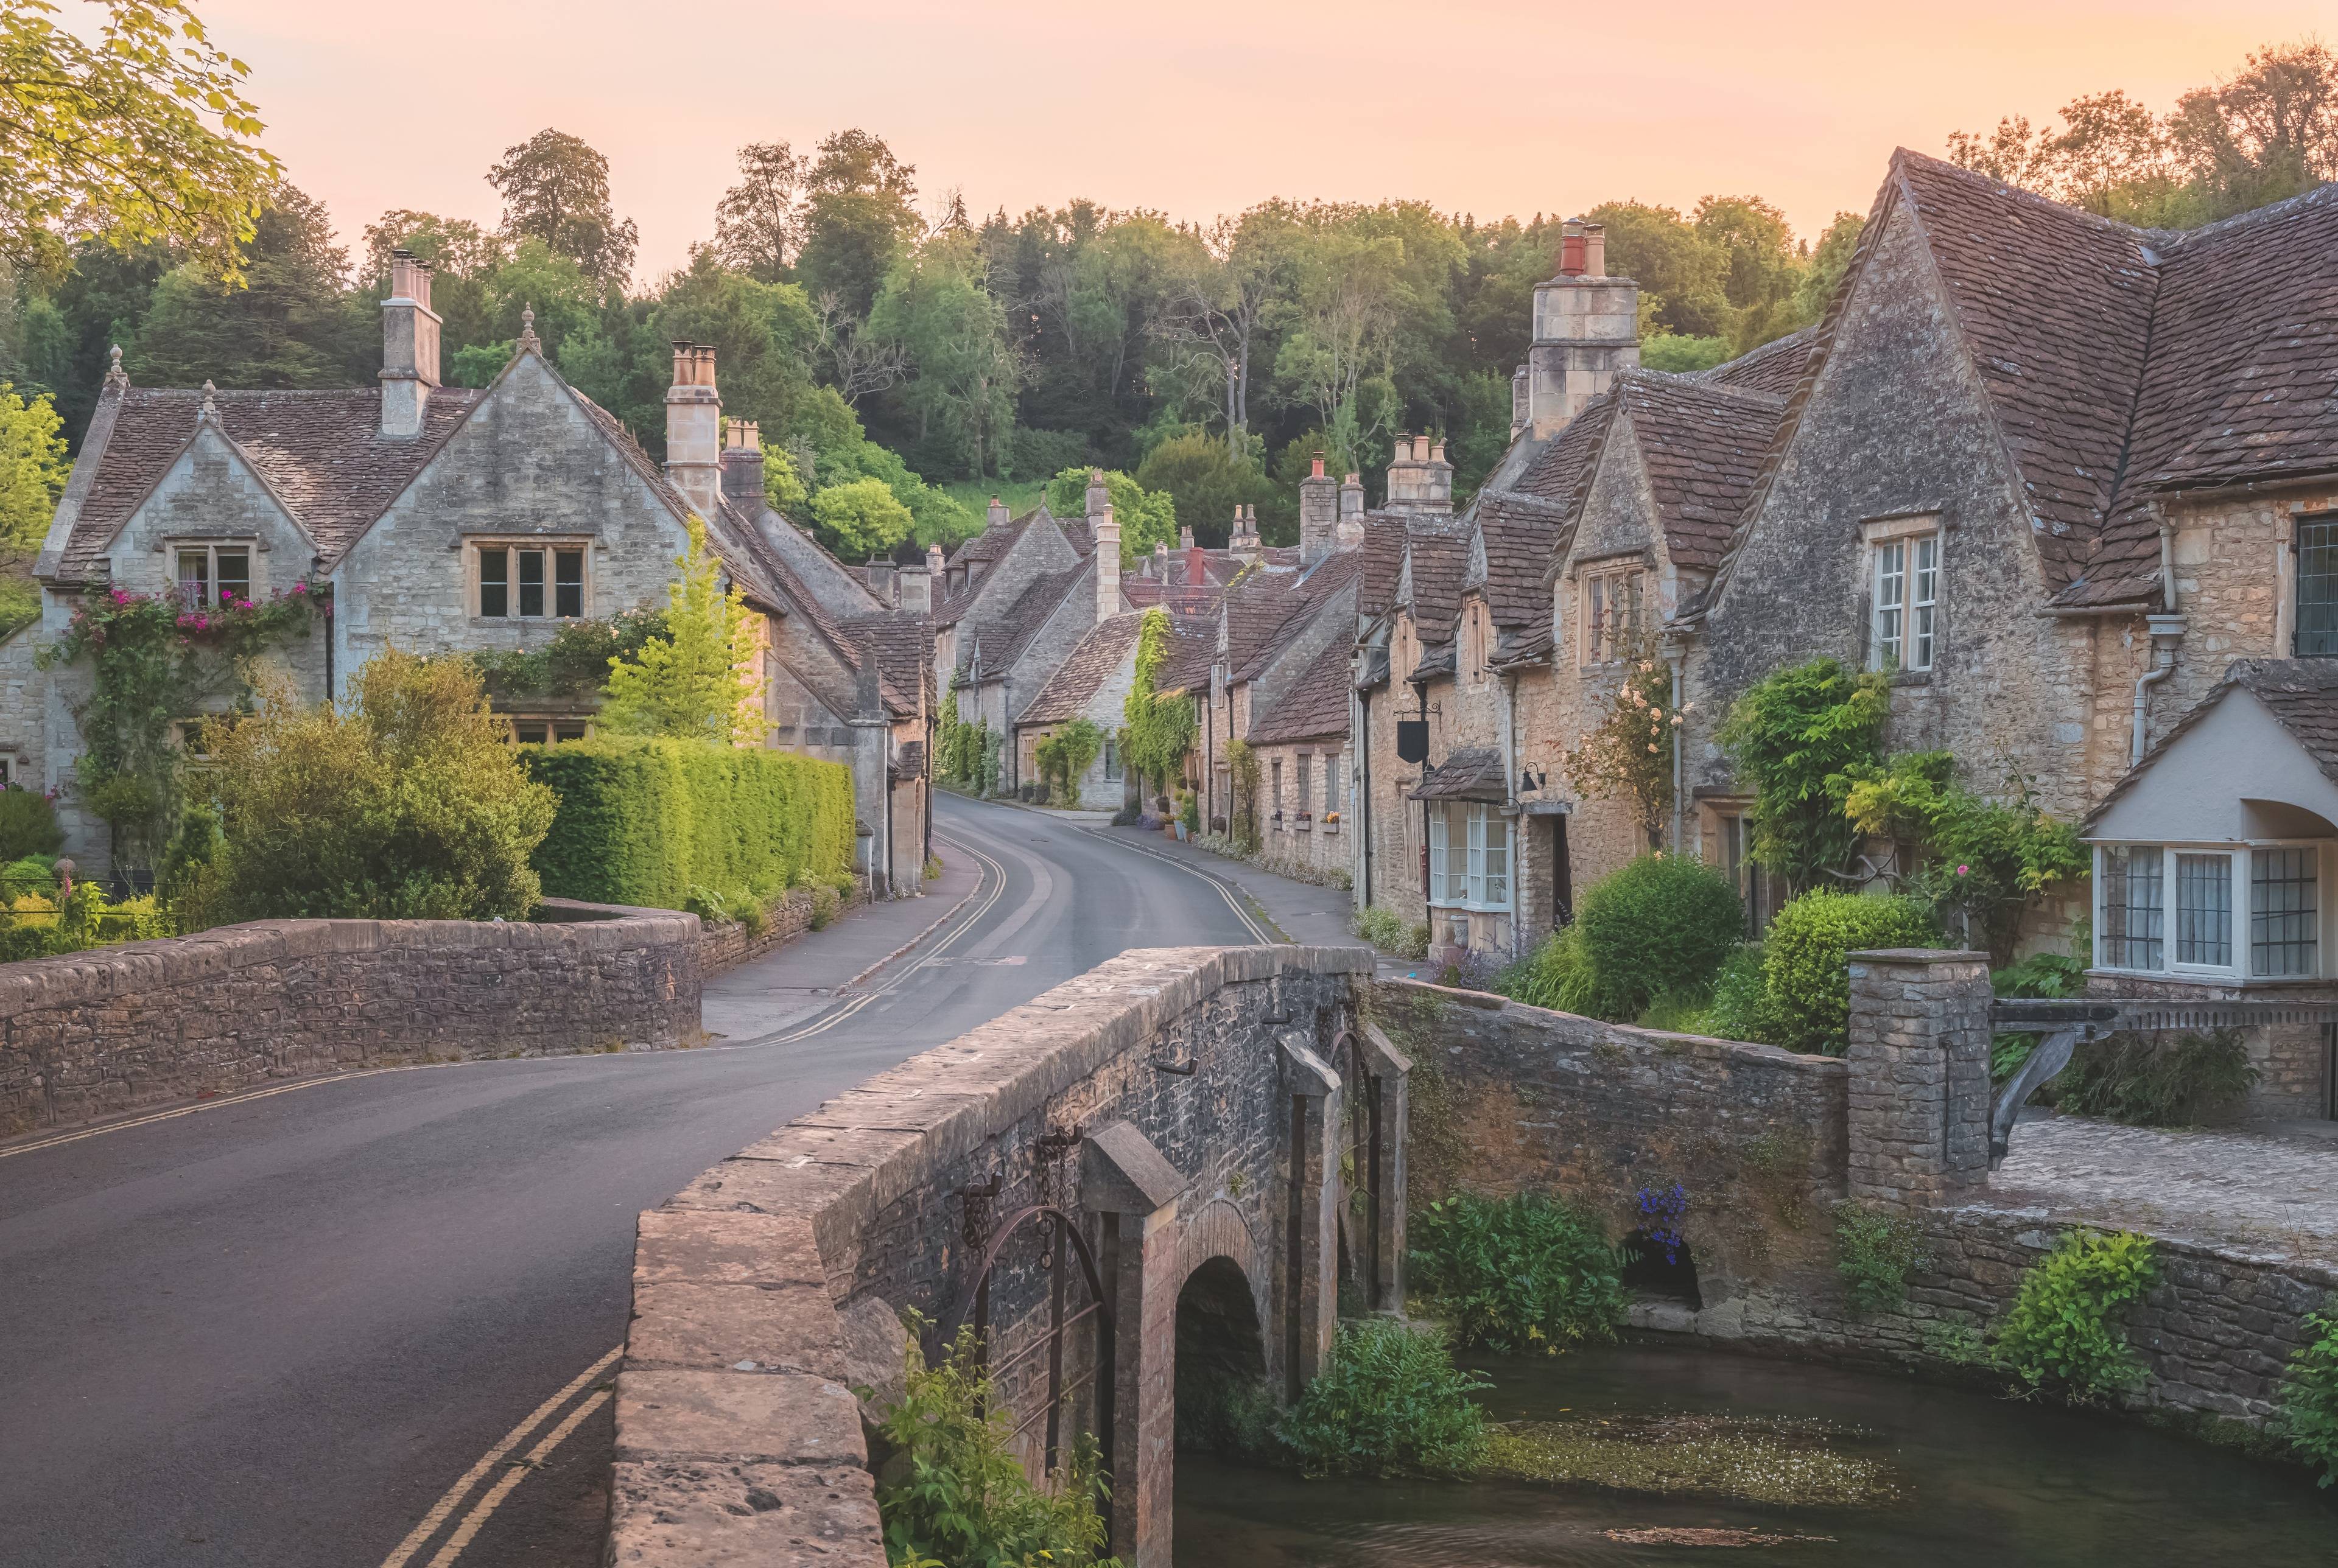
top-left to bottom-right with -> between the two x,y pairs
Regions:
1890,146 -> 2160,243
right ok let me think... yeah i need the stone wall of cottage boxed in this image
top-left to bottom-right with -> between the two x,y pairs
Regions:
1252,738 -> 1352,882
0,621 -> 46,797
0,901 -> 698,1137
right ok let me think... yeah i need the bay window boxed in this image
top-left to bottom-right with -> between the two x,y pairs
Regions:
2094,841 -> 2323,980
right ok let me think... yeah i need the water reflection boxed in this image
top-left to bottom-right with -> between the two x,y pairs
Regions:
1174,1344 -> 2338,1566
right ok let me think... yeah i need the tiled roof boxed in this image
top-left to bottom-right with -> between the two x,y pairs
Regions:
1615,373 -> 1791,572
1408,745 -> 1506,800
1492,621 -> 1554,668
1017,612 -> 1142,725
1701,327 -> 1817,396
840,610 -> 932,713
890,741 -> 925,780
1357,515 -> 1408,618
1511,394 -> 1617,509
1232,552 -> 1361,685
2084,659 -> 2338,829
56,384 -> 481,584
1473,494 -> 1568,623
1151,611 -> 1217,695
1247,635 -> 1353,746
1404,529 -> 1470,645
974,562 -> 1088,677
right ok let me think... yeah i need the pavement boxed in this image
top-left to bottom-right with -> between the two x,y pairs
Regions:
0,792 -> 1358,1568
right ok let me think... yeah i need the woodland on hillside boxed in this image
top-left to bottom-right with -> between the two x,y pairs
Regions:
1,26 -> 2333,612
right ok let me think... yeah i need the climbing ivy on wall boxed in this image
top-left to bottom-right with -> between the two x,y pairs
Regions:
1120,607 -> 1194,796
1716,657 -> 1889,891
1035,718 -> 1103,802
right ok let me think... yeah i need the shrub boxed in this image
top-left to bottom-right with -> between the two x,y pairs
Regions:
1761,889 -> 1939,1054
1496,925 -> 1595,1013
1351,903 -> 1407,953
1993,1229 -> 2158,1403
2054,1030 -> 2258,1126
873,1321 -> 1115,1568
810,883 -> 841,930
2281,1300 -> 2338,1487
525,737 -> 854,911
1717,657 -> 1889,887
1701,942 -> 1777,1042
1275,1318 -> 1490,1478
0,783 -> 62,860
1834,1201 -> 1928,1316
1035,718 -> 1103,803
1410,1193 -> 1627,1356
199,652 -> 555,922
1570,855 -> 1743,1021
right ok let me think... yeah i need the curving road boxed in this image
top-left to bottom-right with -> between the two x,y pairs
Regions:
0,795 -> 1292,1568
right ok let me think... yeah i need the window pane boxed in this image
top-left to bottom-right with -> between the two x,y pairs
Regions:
1912,536 -> 1937,670
216,550 -> 251,607
2252,847 -> 2319,977
1429,810 -> 1449,902
2175,852 -> 2233,967
555,549 -> 584,618
177,549 -> 209,606
2297,516 -> 2338,656
1874,541 -> 1904,667
1485,812 -> 1509,906
513,720 -> 548,744
2102,845 -> 2164,969
552,721 -> 588,742
518,550 -> 546,617
479,548 -> 509,617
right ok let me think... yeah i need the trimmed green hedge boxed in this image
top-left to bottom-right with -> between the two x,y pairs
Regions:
1763,888 -> 1940,1054
524,738 -> 855,910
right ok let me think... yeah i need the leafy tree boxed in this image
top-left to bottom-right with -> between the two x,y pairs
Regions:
358,209 -> 505,363
130,186 -> 372,389
1,0 -> 279,281
1135,428 -> 1269,547
1641,334 -> 1731,373
796,128 -> 921,321
809,475 -> 913,561
487,128 -> 639,293
1041,466 -> 1177,565
869,231 -> 1019,476
1717,657 -> 1890,891
645,248 -> 818,443
0,380 -> 69,552
761,441 -> 807,511
599,516 -> 765,744
714,141 -> 805,282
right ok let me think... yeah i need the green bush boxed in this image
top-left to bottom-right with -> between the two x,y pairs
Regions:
1568,854 -> 1743,1021
1993,1229 -> 2158,1403
2054,1031 -> 2258,1127
1702,942 -> 1777,1042
1411,1192 -> 1627,1355
874,1321 -> 1117,1568
1834,1201 -> 1928,1316
525,737 -> 854,911
1497,925 -> 1594,1013
196,651 -> 555,923
1276,1318 -> 1490,1479
1761,889 -> 1939,1054
0,878 -> 170,961
0,784 -> 62,860
2281,1300 -> 2338,1487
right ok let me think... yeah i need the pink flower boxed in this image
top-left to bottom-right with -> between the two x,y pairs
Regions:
1956,864 -> 1970,877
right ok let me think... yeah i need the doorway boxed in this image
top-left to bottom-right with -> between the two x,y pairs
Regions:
1550,815 -> 1573,929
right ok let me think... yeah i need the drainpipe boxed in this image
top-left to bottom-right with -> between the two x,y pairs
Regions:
1357,682 -> 1373,909
1661,634 -> 1687,853
2132,511 -> 2187,767
1499,669 -> 1520,959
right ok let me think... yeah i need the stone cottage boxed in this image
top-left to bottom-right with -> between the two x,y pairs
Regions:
2,251 -> 933,895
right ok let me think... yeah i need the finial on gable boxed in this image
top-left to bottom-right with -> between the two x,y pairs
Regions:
517,304 -> 540,354
200,380 -> 218,419
105,344 -> 127,390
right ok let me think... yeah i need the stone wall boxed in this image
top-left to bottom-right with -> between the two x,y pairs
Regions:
0,901 -> 697,1136
693,878 -> 871,976
613,945 -> 1383,1568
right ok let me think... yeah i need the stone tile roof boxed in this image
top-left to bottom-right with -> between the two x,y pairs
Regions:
1247,635 -> 1354,746
1358,515 -> 1408,619
1016,611 -> 1142,726
2083,658 -> 2338,830
1701,327 -> 1817,396
1615,373 -> 1791,572
1408,744 -> 1506,800
1232,552 -> 1361,685
889,741 -> 925,780
1492,621 -> 1554,668
1511,394 -> 1618,508
1404,529 -> 1470,645
55,384 -> 482,584
971,562 -> 1089,677
1151,611 -> 1217,695
1473,494 -> 1569,623
840,610 -> 933,713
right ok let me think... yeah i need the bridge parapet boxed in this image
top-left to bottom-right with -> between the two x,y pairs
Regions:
609,943 -> 1383,1568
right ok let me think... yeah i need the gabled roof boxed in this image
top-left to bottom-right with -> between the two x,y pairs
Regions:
1510,394 -> 1618,510
1246,635 -> 1353,746
1613,373 -> 1791,572
1016,611 -> 1143,726
53,384 -> 482,585
1152,611 -> 1217,695
966,561 -> 1090,679
1402,529 -> 1470,645
1472,493 -> 1568,623
2083,659 -> 2338,831
1357,514 -> 1409,620
840,610 -> 932,714
1231,552 -> 1362,685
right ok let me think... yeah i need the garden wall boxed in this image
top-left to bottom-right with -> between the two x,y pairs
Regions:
693,877 -> 870,976
0,900 -> 697,1136
1397,953 -> 2338,1433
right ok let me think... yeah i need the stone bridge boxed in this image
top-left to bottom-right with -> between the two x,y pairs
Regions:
606,945 -> 1396,1568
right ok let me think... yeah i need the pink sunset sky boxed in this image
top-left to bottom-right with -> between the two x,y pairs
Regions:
206,0 -> 2327,282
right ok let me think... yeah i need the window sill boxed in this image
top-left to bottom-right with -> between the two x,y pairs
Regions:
2085,968 -> 2328,989
1883,669 -> 1933,688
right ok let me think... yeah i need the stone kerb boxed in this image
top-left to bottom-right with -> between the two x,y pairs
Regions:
1844,948 -> 1993,1214
0,903 -> 699,1136
614,943 -> 1374,1568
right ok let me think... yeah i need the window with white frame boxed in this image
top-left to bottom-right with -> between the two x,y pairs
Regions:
1103,735 -> 1121,780
1296,753 -> 1312,816
1579,565 -> 1643,666
174,542 -> 255,608
1430,803 -> 1511,910
1323,749 -> 1339,816
476,541 -> 588,619
1866,520 -> 1939,672
2094,842 -> 2323,979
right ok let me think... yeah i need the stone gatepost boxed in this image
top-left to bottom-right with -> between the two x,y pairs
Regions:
1357,1022 -> 1413,1311
1081,1121 -> 1185,1568
1844,948 -> 1993,1213
1277,1029 -> 1342,1395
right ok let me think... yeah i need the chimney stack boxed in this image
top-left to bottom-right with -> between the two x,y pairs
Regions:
1179,524 -> 1195,551
1151,541 -> 1168,578
719,418 -> 766,512
1090,483 -> 1120,625
900,556 -> 933,613
1299,450 -> 1339,565
1522,216 -> 1639,439
866,554 -> 897,605
379,250 -> 441,439
1336,471 -> 1366,551
988,495 -> 1008,530
664,343 -> 723,519
1229,505 -> 1260,562
1384,433 -> 1455,515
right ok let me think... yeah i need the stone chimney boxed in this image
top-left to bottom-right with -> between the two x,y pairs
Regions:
719,418 -> 765,512
1336,471 -> 1366,551
1299,451 -> 1339,565
664,342 -> 723,519
1385,433 -> 1453,515
900,558 -> 932,613
866,555 -> 897,605
1084,468 -> 1111,523
1179,524 -> 1195,551
927,541 -> 946,578
1151,541 -> 1169,578
1522,217 -> 1638,440
379,250 -> 441,439
988,495 -> 1008,530
1092,499 -> 1121,625
1228,505 -> 1260,562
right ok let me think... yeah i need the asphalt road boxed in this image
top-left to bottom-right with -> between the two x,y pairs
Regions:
0,795 -> 1277,1568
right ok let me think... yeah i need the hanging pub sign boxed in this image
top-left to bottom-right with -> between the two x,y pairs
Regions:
1395,720 -> 1429,765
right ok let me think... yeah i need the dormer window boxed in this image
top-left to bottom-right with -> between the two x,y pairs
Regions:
1579,564 -> 1643,665
475,541 -> 587,620
175,542 -> 255,607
